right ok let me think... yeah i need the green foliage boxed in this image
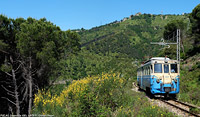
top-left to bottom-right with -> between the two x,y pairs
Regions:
161,19 -> 188,59
16,18 -> 63,64
15,17 -> 81,83
178,54 -> 200,106
0,40 -> 8,51
188,4 -> 200,55
163,19 -> 186,40
0,64 -> 12,73
53,48 -> 137,83
190,4 -> 200,33
158,45 -> 177,60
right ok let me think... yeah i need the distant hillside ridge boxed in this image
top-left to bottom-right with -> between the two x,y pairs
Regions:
79,13 -> 189,59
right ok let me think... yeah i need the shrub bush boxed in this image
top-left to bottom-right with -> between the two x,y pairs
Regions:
33,73 -> 125,116
33,73 -> 174,116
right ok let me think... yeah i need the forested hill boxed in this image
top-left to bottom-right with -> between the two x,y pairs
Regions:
78,14 -> 188,59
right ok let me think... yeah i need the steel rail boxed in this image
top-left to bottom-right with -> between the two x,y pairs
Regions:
160,99 -> 200,117
171,99 -> 200,110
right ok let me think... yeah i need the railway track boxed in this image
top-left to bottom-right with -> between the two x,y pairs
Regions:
132,82 -> 200,116
160,99 -> 200,117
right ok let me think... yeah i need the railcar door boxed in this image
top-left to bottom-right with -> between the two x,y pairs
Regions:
163,64 -> 171,84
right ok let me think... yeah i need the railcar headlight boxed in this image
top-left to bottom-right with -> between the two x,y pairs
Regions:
156,79 -> 160,83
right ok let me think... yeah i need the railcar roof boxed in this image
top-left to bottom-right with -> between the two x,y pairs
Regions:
150,57 -> 170,61
138,57 -> 178,69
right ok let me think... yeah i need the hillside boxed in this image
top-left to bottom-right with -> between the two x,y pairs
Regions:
62,13 -> 191,81
60,14 -> 190,81
79,14 -> 189,59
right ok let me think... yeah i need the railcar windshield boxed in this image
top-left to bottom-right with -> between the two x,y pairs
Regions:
164,64 -> 169,73
154,64 -> 162,73
171,64 -> 178,73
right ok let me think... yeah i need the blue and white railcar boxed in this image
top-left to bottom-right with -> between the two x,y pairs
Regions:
137,57 -> 179,96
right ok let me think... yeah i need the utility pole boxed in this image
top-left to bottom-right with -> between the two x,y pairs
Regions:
177,29 -> 181,64
150,29 -> 181,71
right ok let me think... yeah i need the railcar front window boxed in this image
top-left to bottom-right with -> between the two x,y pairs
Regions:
171,64 -> 178,73
154,64 -> 162,73
164,64 -> 169,73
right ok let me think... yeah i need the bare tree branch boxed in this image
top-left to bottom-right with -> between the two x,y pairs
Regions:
14,63 -> 22,72
31,68 -> 37,74
8,104 -> 13,115
1,85 -> 14,94
21,85 -> 26,93
21,84 -> 28,103
17,81 -> 24,89
7,92 -> 15,97
33,83 -> 39,91
9,55 -> 14,63
4,71 -> 12,77
1,97 -> 16,106
0,49 -> 9,54
0,80 -> 11,84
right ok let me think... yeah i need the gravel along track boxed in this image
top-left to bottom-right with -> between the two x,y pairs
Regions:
132,82 -> 200,117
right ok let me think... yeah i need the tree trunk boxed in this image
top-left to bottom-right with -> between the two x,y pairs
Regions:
28,77 -> 32,115
10,56 -> 20,115
11,68 -> 20,115
28,57 -> 32,115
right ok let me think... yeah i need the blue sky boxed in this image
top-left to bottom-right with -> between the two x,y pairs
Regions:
0,0 -> 199,30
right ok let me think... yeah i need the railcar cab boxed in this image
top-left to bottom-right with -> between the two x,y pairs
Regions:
151,57 -> 180,94
137,57 -> 180,95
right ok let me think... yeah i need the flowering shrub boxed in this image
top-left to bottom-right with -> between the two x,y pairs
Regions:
33,73 -> 125,116
33,73 -> 174,116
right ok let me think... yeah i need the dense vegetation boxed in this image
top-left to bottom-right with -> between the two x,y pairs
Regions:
0,16 -> 80,114
0,3 -> 199,116
33,73 -> 174,116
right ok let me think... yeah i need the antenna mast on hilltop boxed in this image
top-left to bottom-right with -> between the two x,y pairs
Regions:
150,29 -> 181,70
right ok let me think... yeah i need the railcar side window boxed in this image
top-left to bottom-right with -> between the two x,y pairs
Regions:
164,64 -> 169,73
171,64 -> 178,73
154,64 -> 162,73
